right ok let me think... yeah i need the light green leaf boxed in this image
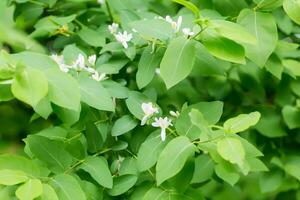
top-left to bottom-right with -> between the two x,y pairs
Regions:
172,0 -> 200,18
0,169 -> 28,185
137,130 -> 169,172
78,156 -> 113,188
111,115 -> 138,136
15,179 -> 42,200
156,136 -> 195,185
284,156 -> 300,181
78,28 -> 105,47
202,32 -> 245,64
160,37 -> 196,89
237,9 -> 278,66
46,68 -> 80,111
217,137 -> 245,167
191,154 -> 214,183
51,174 -> 86,200
129,19 -> 174,40
26,135 -> 73,174
282,59 -> 300,77
79,77 -> 114,112
11,67 -> 48,107
40,184 -> 59,200
282,105 -> 300,129
136,47 -> 164,89
210,20 -> 257,44
107,175 -> 137,196
224,111 -> 261,134
283,0 -> 300,25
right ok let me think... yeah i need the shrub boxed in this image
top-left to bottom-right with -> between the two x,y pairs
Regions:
0,0 -> 299,199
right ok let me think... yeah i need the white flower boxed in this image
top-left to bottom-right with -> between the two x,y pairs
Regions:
170,110 -> 180,118
50,54 -> 70,73
85,67 -> 96,74
165,16 -> 182,33
115,31 -> 132,49
73,53 -> 86,71
88,54 -> 96,66
141,102 -> 159,125
152,117 -> 173,141
155,68 -> 160,75
182,28 -> 195,37
91,71 -> 107,82
108,23 -> 119,34
97,0 -> 105,5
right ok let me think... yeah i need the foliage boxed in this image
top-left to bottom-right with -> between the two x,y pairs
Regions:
0,0 -> 300,199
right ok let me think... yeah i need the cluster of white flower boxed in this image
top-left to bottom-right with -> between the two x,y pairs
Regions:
51,53 -> 107,82
108,23 -> 133,49
156,15 -> 195,38
141,102 -> 180,142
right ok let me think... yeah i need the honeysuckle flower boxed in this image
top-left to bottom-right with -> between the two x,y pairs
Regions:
165,15 -> 182,33
85,67 -> 96,74
152,117 -> 173,141
91,71 -> 107,82
170,110 -> 180,118
115,31 -> 133,49
141,102 -> 159,125
182,28 -> 195,37
51,54 -> 70,73
108,23 -> 119,34
73,53 -> 86,71
155,68 -> 160,75
88,54 -> 96,66
97,0 -> 105,5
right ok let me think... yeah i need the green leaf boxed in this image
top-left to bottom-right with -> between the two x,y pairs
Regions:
40,184 -> 59,200
136,47 -> 164,89
143,188 -> 168,200
51,174 -> 86,200
259,171 -> 283,193
191,154 -> 214,183
160,37 -> 196,89
11,67 -> 48,107
102,80 -> 129,99
111,115 -> 138,136
46,68 -> 80,111
15,179 -> 42,200
0,155 -> 40,177
215,162 -> 240,186
156,136 -> 195,185
79,77 -> 114,112
78,156 -> 113,188
176,101 -> 223,140
282,105 -> 300,129
137,130 -> 169,172
78,28 -> 105,47
284,156 -> 300,181
85,122 -> 104,153
107,175 -> 137,196
237,9 -> 278,66
210,20 -> 257,44
129,19 -> 174,40
224,111 -> 261,134
283,0 -> 300,25
172,0 -> 200,18
0,169 -> 28,185
26,135 -> 73,173
283,59 -> 300,77
202,32 -> 245,64
217,137 -> 245,167
125,91 -> 150,119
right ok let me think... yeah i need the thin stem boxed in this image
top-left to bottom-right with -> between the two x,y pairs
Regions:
193,135 -> 225,145
105,1 -> 114,22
